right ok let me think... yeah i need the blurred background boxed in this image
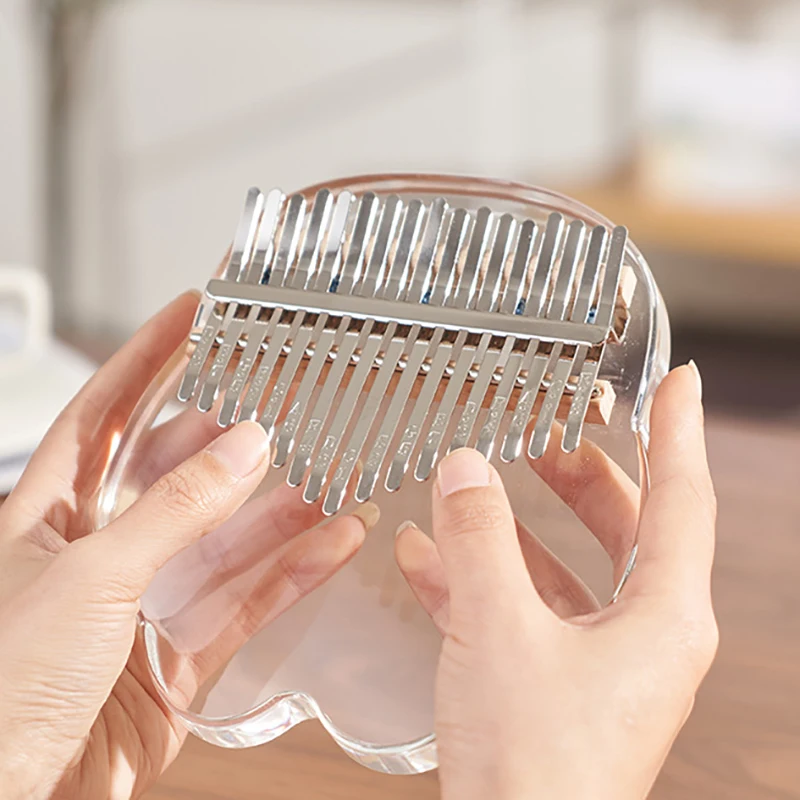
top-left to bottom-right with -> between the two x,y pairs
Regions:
1,1 -> 799,799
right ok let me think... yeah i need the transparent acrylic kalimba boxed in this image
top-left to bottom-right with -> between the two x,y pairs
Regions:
94,174 -> 670,774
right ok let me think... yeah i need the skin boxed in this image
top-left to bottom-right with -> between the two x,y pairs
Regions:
0,293 -> 718,800
395,363 -> 718,800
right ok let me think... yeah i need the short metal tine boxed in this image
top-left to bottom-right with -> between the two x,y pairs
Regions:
571,225 -> 607,323
218,306 -> 275,426
501,343 -> 549,463
178,303 -> 224,402
381,200 -> 424,301
478,213 -> 517,313
501,218 -> 536,315
405,197 -> 448,303
453,207 -> 492,309
450,335 -> 516,453
416,331 -> 491,478
268,194 -> 306,287
562,355 -> 601,453
430,208 -> 470,307
547,219 -> 585,320
594,226 -> 628,332
356,327 -> 437,503
305,331 -> 384,505
290,189 -> 333,289
258,316 -> 315,436
287,322 -> 358,488
338,192 -> 379,295
359,195 -> 403,298
325,325 -> 402,514
272,317 -> 332,466
524,212 -> 564,317
314,191 -> 354,292
476,340 -> 535,459
387,329 -> 467,491
224,187 -> 265,281
528,345 -> 582,459
245,189 -> 285,284
198,306 -> 250,412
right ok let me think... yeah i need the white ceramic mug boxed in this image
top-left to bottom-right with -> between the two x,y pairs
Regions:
0,265 -> 51,372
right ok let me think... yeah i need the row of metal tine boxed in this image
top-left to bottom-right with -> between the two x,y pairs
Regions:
178,187 -> 628,515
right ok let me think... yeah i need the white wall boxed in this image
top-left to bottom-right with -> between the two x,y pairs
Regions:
65,0 -> 619,335
0,0 -> 43,270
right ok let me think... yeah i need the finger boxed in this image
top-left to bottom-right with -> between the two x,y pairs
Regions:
397,516 -> 600,630
515,519 -> 601,617
395,522 -> 449,634
623,364 -> 716,606
9,292 -> 199,521
526,424 -> 640,581
72,421 -> 270,601
163,509 -> 375,701
431,448 -> 547,620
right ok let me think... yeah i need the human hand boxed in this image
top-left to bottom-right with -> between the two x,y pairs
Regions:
396,364 -> 718,800
0,293 -> 371,800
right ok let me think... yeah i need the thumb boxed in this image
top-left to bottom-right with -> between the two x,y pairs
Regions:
80,421 -> 270,601
431,448 -> 545,622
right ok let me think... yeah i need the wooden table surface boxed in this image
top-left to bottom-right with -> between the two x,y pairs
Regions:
143,412 -> 800,800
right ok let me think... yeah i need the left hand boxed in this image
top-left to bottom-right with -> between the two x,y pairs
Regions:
0,293 -> 371,800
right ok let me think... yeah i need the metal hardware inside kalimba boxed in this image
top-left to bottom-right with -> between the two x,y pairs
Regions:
178,187 -> 635,515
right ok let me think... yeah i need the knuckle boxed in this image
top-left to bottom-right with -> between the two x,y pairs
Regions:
151,454 -> 230,518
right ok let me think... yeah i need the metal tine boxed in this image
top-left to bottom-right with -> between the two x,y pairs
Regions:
593,226 -> 628,331
468,215 -> 537,458
200,190 -> 292,413
500,219 -> 535,314
500,213 -> 565,462
414,209 -> 496,476
524,213 -> 564,316
289,189 -> 333,289
385,208 -> 471,492
303,197 -> 404,503
224,187 -> 265,282
478,214 -> 517,313
266,194 -> 306,287
222,190 -> 334,425
355,198 -> 448,503
244,188 -> 286,284
322,200 -> 426,515
562,224 -> 617,453
259,192 -> 354,439
178,188 -> 264,402
528,219 -> 587,458
222,193 -> 310,422
447,215 -> 519,454
218,190 -> 333,425
283,193 -> 379,483
450,336 -> 516,454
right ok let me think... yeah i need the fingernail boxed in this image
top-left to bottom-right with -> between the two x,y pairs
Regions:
207,421 -> 270,478
352,502 -> 380,532
436,448 -> 491,498
396,520 -> 416,538
687,360 -> 703,401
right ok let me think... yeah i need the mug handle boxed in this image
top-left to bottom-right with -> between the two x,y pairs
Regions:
0,266 -> 51,367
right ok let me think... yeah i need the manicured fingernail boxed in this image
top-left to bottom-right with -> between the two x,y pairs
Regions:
396,520 -> 417,538
688,360 -> 703,401
352,502 -> 380,532
207,421 -> 270,478
436,448 -> 491,498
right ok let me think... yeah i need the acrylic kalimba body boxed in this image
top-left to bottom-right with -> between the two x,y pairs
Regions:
94,174 -> 670,774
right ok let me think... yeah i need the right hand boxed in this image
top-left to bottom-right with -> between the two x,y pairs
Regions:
396,364 -> 718,800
